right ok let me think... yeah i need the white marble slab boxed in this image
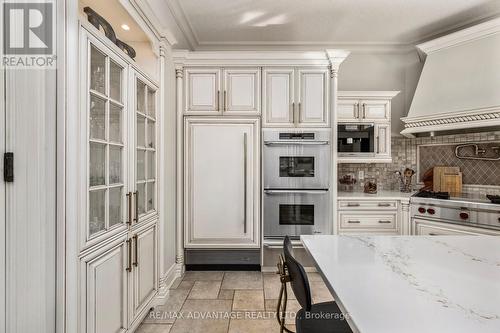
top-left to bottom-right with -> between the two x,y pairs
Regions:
301,235 -> 500,333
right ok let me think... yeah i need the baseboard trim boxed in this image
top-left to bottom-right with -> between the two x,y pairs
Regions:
154,263 -> 182,306
185,264 -> 261,271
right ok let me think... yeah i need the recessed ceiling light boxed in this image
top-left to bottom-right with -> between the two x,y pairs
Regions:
121,24 -> 130,31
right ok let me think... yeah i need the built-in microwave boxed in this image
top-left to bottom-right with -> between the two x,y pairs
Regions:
338,123 -> 375,155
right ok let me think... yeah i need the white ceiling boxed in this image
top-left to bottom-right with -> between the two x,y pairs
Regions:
147,0 -> 500,50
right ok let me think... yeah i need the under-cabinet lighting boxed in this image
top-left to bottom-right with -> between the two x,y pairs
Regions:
121,24 -> 130,31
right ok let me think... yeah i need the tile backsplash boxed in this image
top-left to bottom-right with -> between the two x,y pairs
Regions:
338,130 -> 500,195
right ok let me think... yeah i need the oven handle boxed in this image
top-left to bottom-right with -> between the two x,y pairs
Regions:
263,140 -> 329,146
264,189 -> 329,195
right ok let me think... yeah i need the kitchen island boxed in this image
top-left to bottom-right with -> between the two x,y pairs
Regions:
301,235 -> 500,333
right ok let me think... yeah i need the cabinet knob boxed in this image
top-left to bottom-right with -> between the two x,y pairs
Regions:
427,208 -> 436,215
459,212 -> 469,220
418,207 -> 426,214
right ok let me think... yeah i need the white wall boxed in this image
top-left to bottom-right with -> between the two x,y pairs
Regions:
338,50 -> 423,135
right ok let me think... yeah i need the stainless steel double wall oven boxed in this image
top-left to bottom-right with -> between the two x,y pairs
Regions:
263,129 -> 331,238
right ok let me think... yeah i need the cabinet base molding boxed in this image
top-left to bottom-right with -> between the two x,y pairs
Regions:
155,263 -> 183,305
186,264 -> 261,271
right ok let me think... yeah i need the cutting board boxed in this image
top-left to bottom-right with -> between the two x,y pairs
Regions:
440,172 -> 463,194
433,166 -> 462,193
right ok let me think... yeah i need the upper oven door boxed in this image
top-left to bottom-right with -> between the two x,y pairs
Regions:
263,130 -> 331,189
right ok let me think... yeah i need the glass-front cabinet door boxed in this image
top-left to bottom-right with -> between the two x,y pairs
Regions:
87,40 -> 128,240
135,75 -> 157,223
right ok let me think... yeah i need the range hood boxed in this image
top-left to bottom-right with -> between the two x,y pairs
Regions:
401,18 -> 500,137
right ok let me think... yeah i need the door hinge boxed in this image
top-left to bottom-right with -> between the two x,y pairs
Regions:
4,152 -> 13,182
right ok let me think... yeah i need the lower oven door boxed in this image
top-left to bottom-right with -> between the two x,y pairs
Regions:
263,189 -> 330,239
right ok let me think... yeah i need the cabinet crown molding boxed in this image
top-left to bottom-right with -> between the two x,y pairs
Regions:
338,91 -> 400,99
173,49 -> 349,67
417,17 -> 500,55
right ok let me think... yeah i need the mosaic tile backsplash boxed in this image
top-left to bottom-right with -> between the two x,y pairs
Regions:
338,130 -> 500,195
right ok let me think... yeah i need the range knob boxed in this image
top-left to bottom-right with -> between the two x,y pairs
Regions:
418,207 -> 426,214
460,212 -> 469,220
427,208 -> 436,215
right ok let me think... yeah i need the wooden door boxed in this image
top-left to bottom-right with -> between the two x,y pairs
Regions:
262,68 -> 295,127
360,100 -> 390,121
223,68 -> 260,115
375,123 -> 391,157
297,68 -> 329,127
130,223 -> 157,324
337,99 -> 360,121
82,239 -> 128,333
185,68 -> 221,114
184,118 -> 260,248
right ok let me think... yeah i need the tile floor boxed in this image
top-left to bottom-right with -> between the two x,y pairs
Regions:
137,270 -> 333,333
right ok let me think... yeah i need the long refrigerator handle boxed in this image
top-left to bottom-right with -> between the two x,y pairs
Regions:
243,132 -> 247,234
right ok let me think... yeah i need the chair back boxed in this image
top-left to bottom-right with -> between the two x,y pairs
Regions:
283,236 -> 312,311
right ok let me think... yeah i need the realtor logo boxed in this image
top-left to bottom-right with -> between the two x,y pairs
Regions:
2,0 -> 56,68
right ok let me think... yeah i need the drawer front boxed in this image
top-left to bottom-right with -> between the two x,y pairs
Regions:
338,200 -> 397,210
340,213 -> 397,229
416,224 -> 480,236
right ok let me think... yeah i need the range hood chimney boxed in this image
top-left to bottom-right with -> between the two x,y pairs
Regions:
401,17 -> 500,137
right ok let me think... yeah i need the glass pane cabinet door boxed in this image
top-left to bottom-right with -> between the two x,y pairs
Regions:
136,78 -> 157,220
88,41 -> 126,238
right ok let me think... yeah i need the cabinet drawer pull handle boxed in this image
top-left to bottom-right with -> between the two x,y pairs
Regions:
348,220 -> 361,224
428,233 -> 438,236
363,103 -> 366,119
133,235 -> 138,267
378,220 -> 392,224
378,203 -> 391,207
126,192 -> 132,225
134,191 -> 139,223
224,90 -> 227,112
347,203 -> 360,207
126,239 -> 132,272
217,90 -> 220,111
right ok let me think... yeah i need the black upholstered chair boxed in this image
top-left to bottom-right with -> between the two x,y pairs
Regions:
277,236 -> 352,333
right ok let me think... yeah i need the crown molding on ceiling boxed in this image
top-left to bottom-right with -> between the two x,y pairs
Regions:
164,0 -> 199,50
162,0 -> 497,54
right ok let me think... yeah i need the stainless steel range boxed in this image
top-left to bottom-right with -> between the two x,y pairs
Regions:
263,129 -> 332,239
411,191 -> 500,231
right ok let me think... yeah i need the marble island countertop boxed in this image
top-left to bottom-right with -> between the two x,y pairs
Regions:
301,235 -> 500,333
338,189 -> 415,201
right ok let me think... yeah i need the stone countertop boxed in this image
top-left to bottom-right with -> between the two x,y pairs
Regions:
338,190 -> 415,201
301,235 -> 500,333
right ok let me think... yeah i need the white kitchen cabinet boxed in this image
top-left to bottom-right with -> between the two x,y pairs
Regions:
184,117 -> 260,248
184,67 -> 260,115
337,91 -> 398,163
79,25 -> 159,333
375,123 -> 391,157
185,68 -> 222,114
361,100 -> 390,121
263,67 -> 329,127
297,68 -> 329,125
337,99 -> 360,121
262,68 -> 295,126
129,223 -> 158,326
80,238 -> 128,333
412,219 -> 500,236
223,68 -> 261,115
337,199 -> 401,235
